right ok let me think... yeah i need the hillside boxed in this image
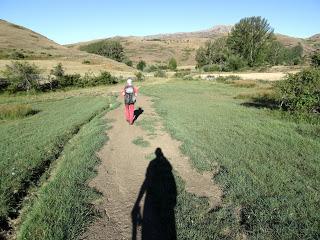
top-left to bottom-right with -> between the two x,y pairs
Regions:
68,25 -> 320,66
0,19 -> 133,73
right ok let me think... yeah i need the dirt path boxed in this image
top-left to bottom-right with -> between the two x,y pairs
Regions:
81,93 -> 222,240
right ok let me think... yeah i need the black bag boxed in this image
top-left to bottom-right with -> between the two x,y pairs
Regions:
124,86 -> 136,104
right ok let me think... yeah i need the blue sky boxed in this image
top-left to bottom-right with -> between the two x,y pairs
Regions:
1,0 -> 319,44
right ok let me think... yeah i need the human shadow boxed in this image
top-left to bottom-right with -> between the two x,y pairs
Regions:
133,107 -> 144,123
131,148 -> 177,240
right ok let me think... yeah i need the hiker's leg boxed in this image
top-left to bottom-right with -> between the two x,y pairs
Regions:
129,104 -> 135,124
125,104 -> 130,121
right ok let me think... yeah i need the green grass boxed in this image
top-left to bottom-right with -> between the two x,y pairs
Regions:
0,90 -> 113,229
132,136 -> 150,147
135,117 -> 158,136
142,79 -> 320,239
17,104 -> 113,239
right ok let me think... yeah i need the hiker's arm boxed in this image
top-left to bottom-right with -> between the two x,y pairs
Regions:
134,87 -> 138,97
133,179 -> 146,207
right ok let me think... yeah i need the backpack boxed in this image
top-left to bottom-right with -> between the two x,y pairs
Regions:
124,85 -> 136,104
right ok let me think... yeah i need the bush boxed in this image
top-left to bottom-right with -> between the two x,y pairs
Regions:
168,57 -> 177,70
10,51 -> 25,59
137,60 -> 146,71
135,71 -> 145,81
0,78 -> 9,91
80,40 -> 125,62
274,68 -> 320,113
311,51 -> 320,67
94,71 -> 118,85
61,73 -> 82,87
0,104 -> 37,120
82,60 -> 91,64
1,61 -> 41,93
225,55 -> 246,71
124,59 -> 133,67
145,65 -> 158,72
50,63 -> 64,78
154,70 -> 167,78
202,64 -> 221,72
174,70 -> 191,78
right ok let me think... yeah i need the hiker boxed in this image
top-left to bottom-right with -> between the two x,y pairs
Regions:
122,78 -> 138,125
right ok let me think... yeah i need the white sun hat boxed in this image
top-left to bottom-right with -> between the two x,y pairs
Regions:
127,78 -> 132,85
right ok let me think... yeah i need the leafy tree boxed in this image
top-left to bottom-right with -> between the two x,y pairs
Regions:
311,51 -> 320,67
265,40 -> 285,65
228,16 -> 274,66
195,37 -> 230,68
80,40 -> 125,62
2,61 -> 41,92
136,60 -> 146,71
168,57 -> 177,70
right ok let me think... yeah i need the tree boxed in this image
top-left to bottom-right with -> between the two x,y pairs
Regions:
265,40 -> 285,65
195,37 -> 230,68
228,16 -> 274,66
168,57 -> 177,70
137,60 -> 146,71
2,61 -> 41,92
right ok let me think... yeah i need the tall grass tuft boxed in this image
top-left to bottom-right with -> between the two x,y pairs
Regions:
0,104 -> 37,120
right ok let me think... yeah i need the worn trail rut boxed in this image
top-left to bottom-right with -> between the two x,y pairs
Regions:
81,93 -> 222,240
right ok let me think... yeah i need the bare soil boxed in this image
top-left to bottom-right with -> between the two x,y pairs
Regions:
81,94 -> 222,240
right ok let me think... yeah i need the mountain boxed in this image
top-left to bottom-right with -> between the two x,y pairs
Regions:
67,25 -> 233,66
0,19 -> 133,72
68,25 -> 319,66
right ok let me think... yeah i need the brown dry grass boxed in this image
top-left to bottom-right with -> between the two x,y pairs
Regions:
0,19 -> 134,73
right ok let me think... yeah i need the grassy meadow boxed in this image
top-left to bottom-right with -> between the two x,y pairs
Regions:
142,79 -> 320,239
0,87 -> 117,238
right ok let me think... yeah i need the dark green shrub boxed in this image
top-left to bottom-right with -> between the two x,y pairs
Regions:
274,68 -> 320,112
80,40 -> 125,62
311,51 -> 320,67
225,55 -> 246,71
202,64 -> 221,72
82,60 -> 91,64
137,60 -> 146,71
61,73 -> 81,87
0,78 -> 9,91
154,70 -> 167,78
10,51 -> 25,59
124,59 -> 133,67
1,61 -> 41,93
94,71 -> 118,85
168,57 -> 177,70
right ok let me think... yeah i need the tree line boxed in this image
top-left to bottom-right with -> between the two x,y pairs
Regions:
0,62 -> 118,93
196,16 -> 305,71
